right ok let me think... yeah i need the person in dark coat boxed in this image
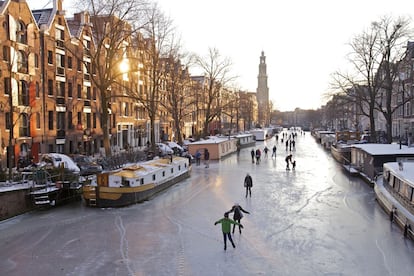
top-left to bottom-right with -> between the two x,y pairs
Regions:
250,149 -> 255,163
204,149 -> 210,168
244,173 -> 253,197
228,203 -> 250,234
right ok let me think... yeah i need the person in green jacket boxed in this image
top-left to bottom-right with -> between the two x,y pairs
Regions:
214,212 -> 243,250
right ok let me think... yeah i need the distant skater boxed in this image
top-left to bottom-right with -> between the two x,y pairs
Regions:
272,145 -> 277,157
251,149 -> 255,163
255,149 -> 261,164
244,173 -> 253,197
214,212 -> 243,250
263,146 -> 269,158
285,154 -> 293,170
204,149 -> 210,168
228,203 -> 250,234
292,160 -> 296,170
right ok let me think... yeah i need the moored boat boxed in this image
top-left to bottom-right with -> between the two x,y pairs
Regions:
331,143 -> 352,164
83,156 -> 191,207
374,162 -> 414,239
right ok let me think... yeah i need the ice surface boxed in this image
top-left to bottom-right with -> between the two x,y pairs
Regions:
1,132 -> 414,275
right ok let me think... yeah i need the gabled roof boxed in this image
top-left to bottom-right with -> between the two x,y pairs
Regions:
32,8 -> 53,27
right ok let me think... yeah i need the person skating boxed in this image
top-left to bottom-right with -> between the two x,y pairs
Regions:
272,145 -> 277,157
255,148 -> 261,164
292,160 -> 296,170
285,154 -> 293,170
250,149 -> 255,163
204,149 -> 210,168
263,146 -> 269,158
228,203 -> 250,234
214,212 -> 243,250
244,173 -> 253,197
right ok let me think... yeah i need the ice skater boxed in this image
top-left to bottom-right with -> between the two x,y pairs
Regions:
292,160 -> 296,170
227,203 -> 250,234
285,154 -> 293,170
244,173 -> 253,197
272,145 -> 277,157
214,212 -> 243,250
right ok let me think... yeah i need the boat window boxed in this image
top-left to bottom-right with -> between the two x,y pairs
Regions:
178,165 -> 181,171
162,171 -> 165,177
171,168 -> 173,174
394,178 -> 401,192
152,174 -> 155,181
140,179 -> 144,185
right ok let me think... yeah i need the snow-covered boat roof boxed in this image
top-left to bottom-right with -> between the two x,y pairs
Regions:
351,143 -> 414,155
190,136 -> 235,145
384,162 -> 414,186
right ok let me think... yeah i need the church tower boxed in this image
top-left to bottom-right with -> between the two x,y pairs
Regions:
256,51 -> 269,127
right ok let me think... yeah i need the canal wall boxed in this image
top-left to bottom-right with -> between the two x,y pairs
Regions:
0,189 -> 33,221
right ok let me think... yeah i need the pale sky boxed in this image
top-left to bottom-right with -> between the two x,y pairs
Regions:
30,0 -> 414,111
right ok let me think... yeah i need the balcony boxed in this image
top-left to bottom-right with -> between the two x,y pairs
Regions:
56,66 -> 65,76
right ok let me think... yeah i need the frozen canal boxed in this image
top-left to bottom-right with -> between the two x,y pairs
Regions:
1,132 -> 414,275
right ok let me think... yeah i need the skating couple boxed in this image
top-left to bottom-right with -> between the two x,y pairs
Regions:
214,203 -> 250,250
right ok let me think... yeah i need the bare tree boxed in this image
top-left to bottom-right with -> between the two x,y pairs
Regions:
195,48 -> 235,137
137,3 -> 175,150
71,0 -> 148,156
160,49 -> 194,145
331,15 -> 413,143
372,16 -> 413,143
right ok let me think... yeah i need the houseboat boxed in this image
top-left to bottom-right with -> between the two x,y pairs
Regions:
28,169 -> 82,206
233,133 -> 256,148
29,153 -> 82,206
83,156 -> 191,207
187,136 -> 237,160
349,143 -> 414,184
250,128 -> 274,141
331,131 -> 361,164
374,162 -> 414,239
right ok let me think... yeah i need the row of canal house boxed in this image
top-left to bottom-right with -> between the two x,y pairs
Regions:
0,0 -> 261,170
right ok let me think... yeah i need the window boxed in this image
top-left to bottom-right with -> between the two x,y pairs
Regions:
17,50 -> 28,73
48,79 -> 53,95
77,112 -> 82,125
68,82 -> 73,98
5,112 -> 11,129
34,54 -> 39,68
2,46 -> 9,61
19,80 -> 29,106
93,113 -> 97,128
17,21 -> 27,44
67,56 -> 72,69
36,82 -> 40,97
36,113 -> 40,129
48,51 -> 53,64
77,84 -> 82,98
56,53 -> 65,68
48,111 -> 54,130
68,111 -> 73,129
56,81 -> 65,97
77,58 -> 82,71
86,113 -> 91,129
19,113 -> 30,137
4,78 -> 11,95
57,112 -> 65,130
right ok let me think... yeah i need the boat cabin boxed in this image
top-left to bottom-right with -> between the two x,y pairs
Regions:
350,144 -> 414,182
